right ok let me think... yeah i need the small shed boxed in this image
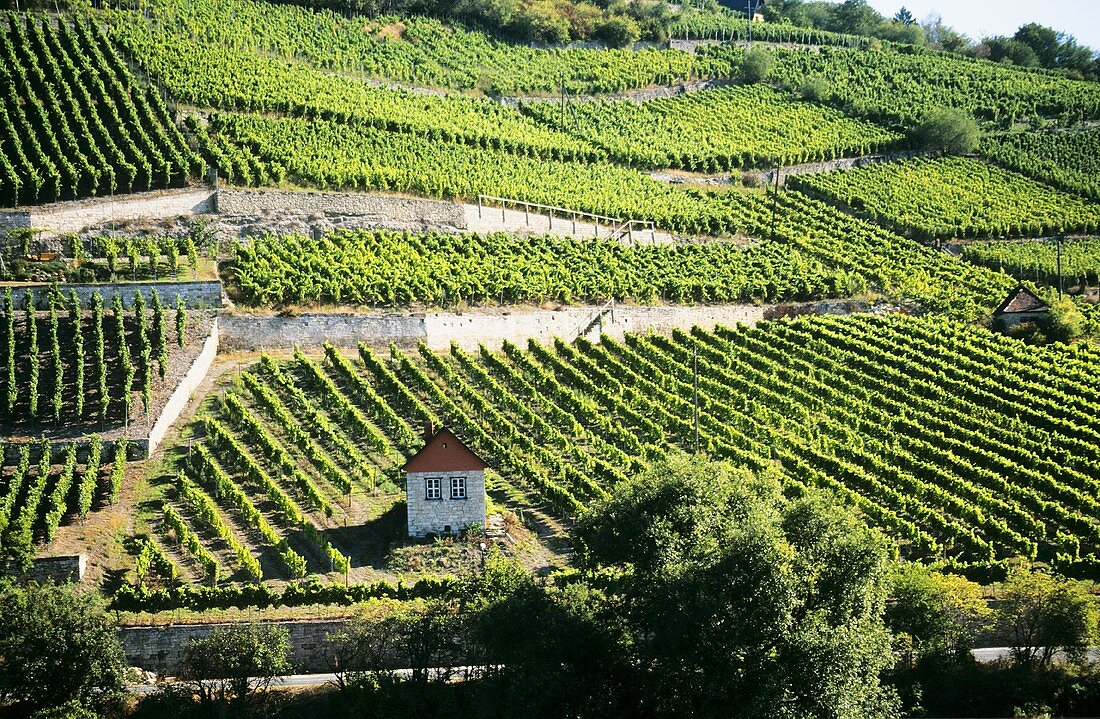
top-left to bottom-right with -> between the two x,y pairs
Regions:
993,285 -> 1050,329
402,422 -> 488,538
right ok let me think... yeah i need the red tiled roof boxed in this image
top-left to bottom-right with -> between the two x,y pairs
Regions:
403,428 -> 488,473
994,286 -> 1050,316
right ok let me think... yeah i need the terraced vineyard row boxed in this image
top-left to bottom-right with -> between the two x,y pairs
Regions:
229,229 -> 866,307
104,18 -> 604,166
697,44 -> 1100,129
790,157 -> 1100,240
207,111 -> 1016,319
0,289 -> 189,428
162,315 -> 1100,585
0,12 -> 198,205
668,12 -> 881,47
104,0 -> 719,95
960,238 -> 1100,286
0,437 -> 126,566
982,129 -> 1100,201
520,85 -> 902,172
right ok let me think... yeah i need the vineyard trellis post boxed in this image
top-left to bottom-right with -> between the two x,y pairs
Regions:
693,345 -> 700,455
1057,234 -> 1064,299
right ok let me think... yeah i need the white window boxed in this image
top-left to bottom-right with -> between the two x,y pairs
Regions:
450,476 -> 467,500
425,477 -> 442,500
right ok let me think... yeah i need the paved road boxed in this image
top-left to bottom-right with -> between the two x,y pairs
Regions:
971,647 -> 1100,663
130,666 -> 486,694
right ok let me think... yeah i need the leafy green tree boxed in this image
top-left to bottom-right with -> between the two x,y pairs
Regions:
0,581 -> 127,712
181,624 -> 290,712
996,562 -> 1097,668
574,453 -> 900,719
827,0 -> 883,37
886,564 -> 991,665
1014,23 -> 1061,67
595,16 -> 640,48
915,107 -> 980,155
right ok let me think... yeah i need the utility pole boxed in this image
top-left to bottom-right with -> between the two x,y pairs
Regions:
746,0 -> 753,46
693,345 -> 700,455
1057,235 -> 1064,299
770,163 -> 781,242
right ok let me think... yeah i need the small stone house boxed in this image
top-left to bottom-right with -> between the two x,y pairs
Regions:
993,285 -> 1050,329
403,423 -> 487,538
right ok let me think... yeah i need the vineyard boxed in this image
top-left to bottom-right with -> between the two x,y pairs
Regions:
151,314 -> 1100,586
103,0 -> 719,96
0,288 -> 201,430
3,235 -> 206,284
961,239 -> 1100,287
668,12 -> 881,47
0,436 -> 127,568
982,129 -> 1100,201
520,85 -> 902,172
0,12 -> 198,206
228,229 -> 864,307
697,44 -> 1100,130
790,157 -> 1100,240
101,19 -> 605,166
208,111 -> 1016,318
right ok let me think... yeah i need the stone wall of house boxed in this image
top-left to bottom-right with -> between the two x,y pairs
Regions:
406,470 -> 486,537
9,281 -> 223,309
119,620 -> 349,675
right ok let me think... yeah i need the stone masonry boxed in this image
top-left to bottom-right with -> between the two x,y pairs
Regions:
406,470 -> 486,537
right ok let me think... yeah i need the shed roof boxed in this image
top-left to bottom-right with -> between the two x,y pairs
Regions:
994,286 -> 1051,316
403,428 -> 488,474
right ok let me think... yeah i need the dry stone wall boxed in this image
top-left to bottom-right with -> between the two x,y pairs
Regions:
4,554 -> 86,584
218,304 -> 776,352
9,281 -> 222,309
119,620 -> 349,675
0,190 -> 214,239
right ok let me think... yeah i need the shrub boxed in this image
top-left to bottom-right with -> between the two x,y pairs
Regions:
915,107 -> 981,155
741,47 -> 774,83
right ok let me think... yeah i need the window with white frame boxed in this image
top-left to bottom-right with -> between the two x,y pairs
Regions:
425,477 -> 442,500
450,476 -> 467,500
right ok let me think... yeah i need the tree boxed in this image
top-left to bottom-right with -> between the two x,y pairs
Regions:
1040,296 -> 1088,343
996,562 -> 1096,668
0,581 -> 127,712
886,564 -> 991,666
510,0 -> 571,43
915,107 -> 980,155
922,13 -> 972,53
1014,23 -> 1061,68
574,453 -> 900,719
893,7 -> 915,26
595,16 -> 640,48
181,624 -> 291,711
741,47 -> 774,83
827,0 -> 883,37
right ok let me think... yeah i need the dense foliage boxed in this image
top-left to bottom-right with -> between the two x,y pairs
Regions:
520,85 -> 901,171
104,0 -> 717,95
790,157 -> 1100,240
230,229 -> 863,307
0,12 -> 198,205
697,44 -> 1100,130
961,238 -> 1100,287
982,129 -> 1100,201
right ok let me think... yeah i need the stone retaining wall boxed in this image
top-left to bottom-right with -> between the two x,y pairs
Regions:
9,281 -> 223,309
5,555 -> 86,584
119,620 -> 349,675
0,190 -> 215,239
216,190 -> 466,231
219,303 -> 781,352
148,318 -> 219,455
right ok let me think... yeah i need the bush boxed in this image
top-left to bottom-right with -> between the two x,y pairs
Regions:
511,1 -> 570,44
182,625 -> 290,711
799,76 -> 832,103
915,107 -> 981,155
741,47 -> 774,83
595,16 -> 640,48
1040,297 -> 1088,343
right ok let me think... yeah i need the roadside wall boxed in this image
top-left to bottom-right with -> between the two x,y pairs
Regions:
147,318 -> 219,455
4,555 -> 86,584
216,190 -> 467,231
119,620 -> 349,675
0,190 -> 215,238
9,281 -> 223,309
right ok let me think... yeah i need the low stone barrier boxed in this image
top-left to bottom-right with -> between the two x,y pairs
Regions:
9,281 -> 223,309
